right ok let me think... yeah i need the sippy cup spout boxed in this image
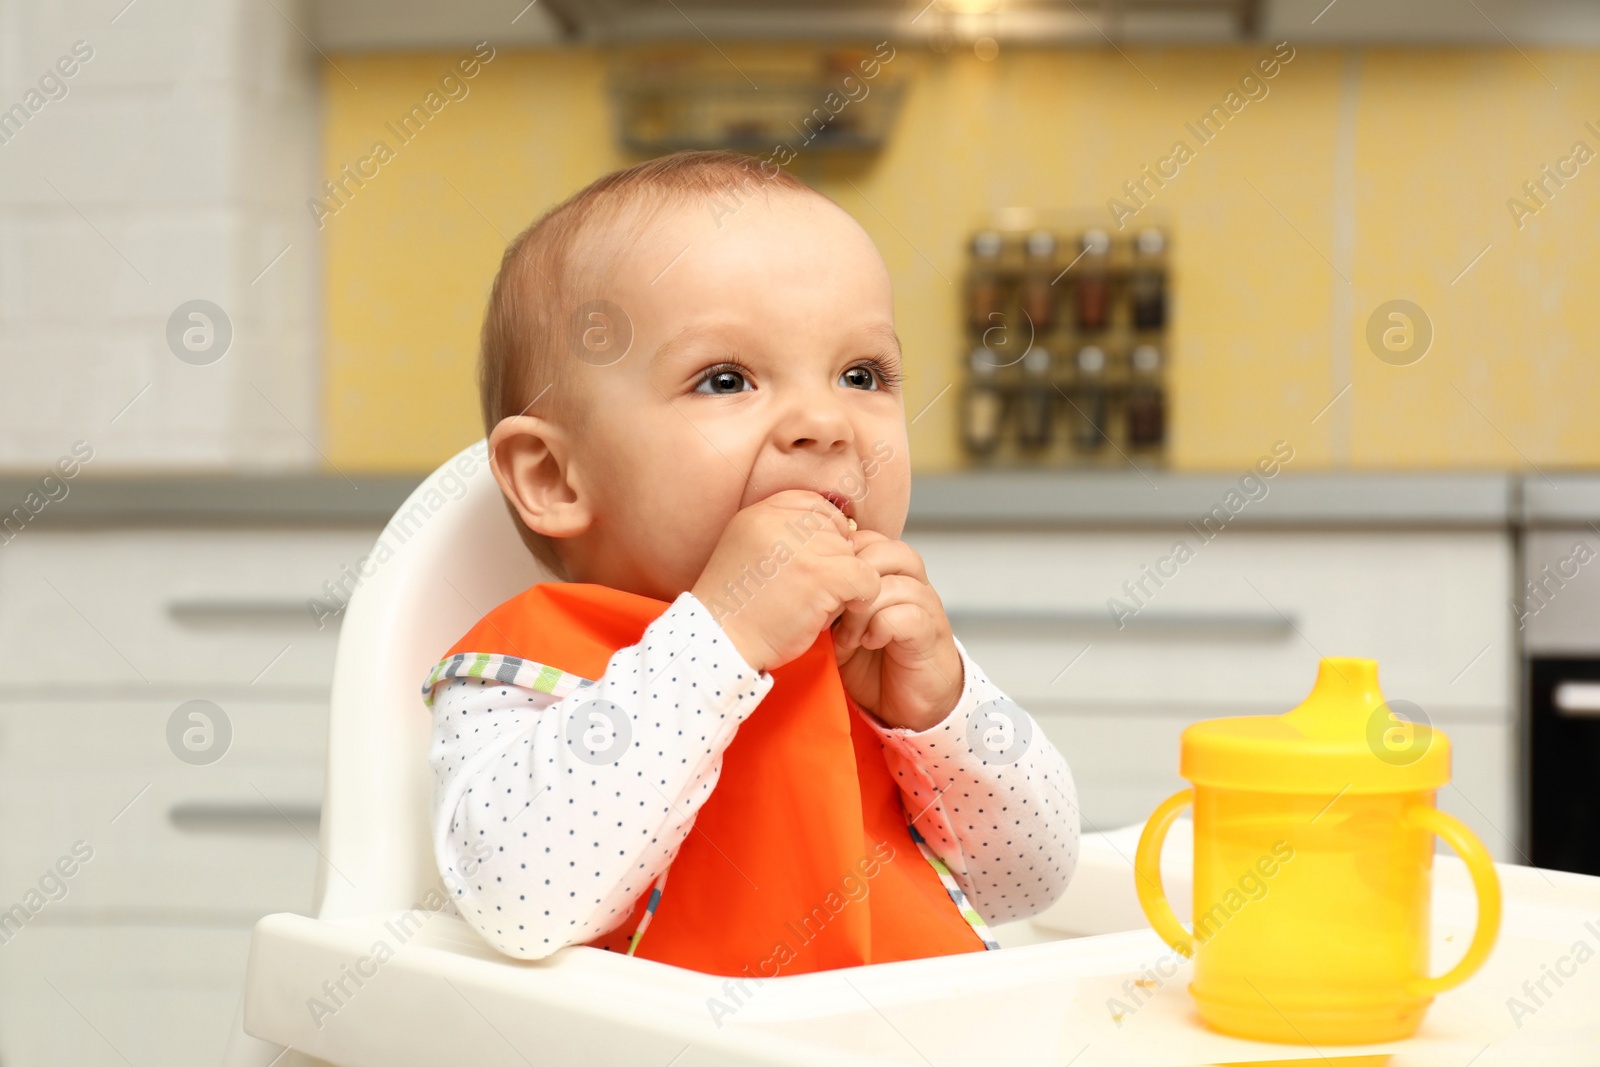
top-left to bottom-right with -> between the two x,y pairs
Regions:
1315,656 -> 1380,692
1285,656 -> 1386,736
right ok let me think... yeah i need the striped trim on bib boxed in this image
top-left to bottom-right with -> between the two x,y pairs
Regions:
906,821 -> 1002,950
421,652 -> 594,708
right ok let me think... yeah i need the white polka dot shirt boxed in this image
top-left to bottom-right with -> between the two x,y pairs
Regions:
428,591 -> 1080,959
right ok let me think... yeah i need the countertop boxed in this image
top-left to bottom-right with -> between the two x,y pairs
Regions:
5,469 -> 1600,528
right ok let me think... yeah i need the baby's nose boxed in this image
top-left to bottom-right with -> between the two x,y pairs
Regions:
780,397 -> 853,451
787,420 -> 850,451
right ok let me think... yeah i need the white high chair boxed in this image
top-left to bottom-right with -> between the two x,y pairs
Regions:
223,441 -> 1600,1067
217,438 -> 1143,1067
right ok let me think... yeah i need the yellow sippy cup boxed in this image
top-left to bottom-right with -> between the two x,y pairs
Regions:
1133,657 -> 1501,1045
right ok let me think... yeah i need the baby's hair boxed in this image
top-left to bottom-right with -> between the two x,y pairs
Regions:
479,149 -> 818,578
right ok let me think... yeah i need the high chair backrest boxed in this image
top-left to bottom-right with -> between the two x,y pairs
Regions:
313,440 -> 548,919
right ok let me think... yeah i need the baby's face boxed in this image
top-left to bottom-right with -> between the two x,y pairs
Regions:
566,188 -> 911,601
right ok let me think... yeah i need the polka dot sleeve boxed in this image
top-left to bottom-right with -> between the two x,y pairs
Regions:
859,637 -> 1080,926
427,592 -> 772,960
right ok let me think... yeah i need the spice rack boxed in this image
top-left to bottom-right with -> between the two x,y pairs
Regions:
958,222 -> 1171,467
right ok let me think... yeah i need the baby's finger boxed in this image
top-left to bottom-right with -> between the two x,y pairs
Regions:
852,537 -> 930,583
847,527 -> 892,548
830,569 -> 903,652
831,595 -> 874,653
859,600 -> 939,656
824,554 -> 881,618
758,489 -> 853,540
831,573 -> 938,653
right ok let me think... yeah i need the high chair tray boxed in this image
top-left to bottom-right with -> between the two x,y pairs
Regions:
242,820 -> 1600,1066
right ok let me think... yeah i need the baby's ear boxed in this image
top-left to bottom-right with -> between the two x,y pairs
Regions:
487,416 -> 593,539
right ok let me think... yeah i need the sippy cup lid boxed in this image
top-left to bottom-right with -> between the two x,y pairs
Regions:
1179,657 -> 1451,795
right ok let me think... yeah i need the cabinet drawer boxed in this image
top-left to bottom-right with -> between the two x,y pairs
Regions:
0,925 -> 252,1067
0,701 -> 324,917
907,528 -> 1513,715
0,527 -> 382,689
1033,711 -> 1189,833
1435,720 -> 1517,864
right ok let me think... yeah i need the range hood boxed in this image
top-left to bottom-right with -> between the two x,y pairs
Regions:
539,0 -> 1259,43
311,0 -> 1600,50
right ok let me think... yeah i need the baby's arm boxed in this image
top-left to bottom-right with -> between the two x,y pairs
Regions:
861,637 -> 1080,926
427,593 -> 770,959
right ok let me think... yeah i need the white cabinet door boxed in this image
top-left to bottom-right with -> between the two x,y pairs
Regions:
0,527 -> 354,1067
0,700 -> 325,918
905,527 -> 1519,858
0,528 -> 381,690
1436,720 -> 1518,865
0,925 -> 253,1067
906,528 -> 1513,715
1028,711 -> 1191,833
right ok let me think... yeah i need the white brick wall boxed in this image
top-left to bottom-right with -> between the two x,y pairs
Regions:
0,0 -> 321,470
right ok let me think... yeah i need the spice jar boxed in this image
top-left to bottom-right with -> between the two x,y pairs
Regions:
1019,230 -> 1058,333
966,230 -> 1007,333
1127,343 -> 1165,448
1072,345 -> 1107,452
1016,345 -> 1054,450
1130,228 -> 1167,331
1074,229 -> 1112,333
961,344 -> 1006,456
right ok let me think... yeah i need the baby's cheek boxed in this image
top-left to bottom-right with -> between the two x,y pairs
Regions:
676,506 -> 743,584
865,460 -> 912,537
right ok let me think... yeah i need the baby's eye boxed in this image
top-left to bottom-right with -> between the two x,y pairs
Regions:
839,364 -> 880,391
694,365 -> 753,394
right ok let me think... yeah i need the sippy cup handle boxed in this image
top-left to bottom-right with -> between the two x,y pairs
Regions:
1134,788 -> 1196,959
1403,805 -> 1502,997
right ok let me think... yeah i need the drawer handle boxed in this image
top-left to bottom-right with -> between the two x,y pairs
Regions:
167,598 -> 321,626
168,801 -> 321,833
1553,681 -> 1600,717
947,608 -> 1294,639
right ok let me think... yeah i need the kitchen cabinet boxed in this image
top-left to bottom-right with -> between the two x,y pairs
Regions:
0,525 -> 379,1067
0,926 -> 252,1067
905,527 -> 1519,859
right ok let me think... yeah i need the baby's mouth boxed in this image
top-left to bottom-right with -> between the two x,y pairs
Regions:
819,490 -> 858,528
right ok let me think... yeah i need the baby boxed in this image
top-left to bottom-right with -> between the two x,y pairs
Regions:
424,150 -> 1079,979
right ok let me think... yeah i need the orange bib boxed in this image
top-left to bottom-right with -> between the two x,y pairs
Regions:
442,582 -> 988,976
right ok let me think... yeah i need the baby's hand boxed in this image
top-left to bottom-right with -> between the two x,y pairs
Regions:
831,530 -> 964,732
692,490 -> 880,674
